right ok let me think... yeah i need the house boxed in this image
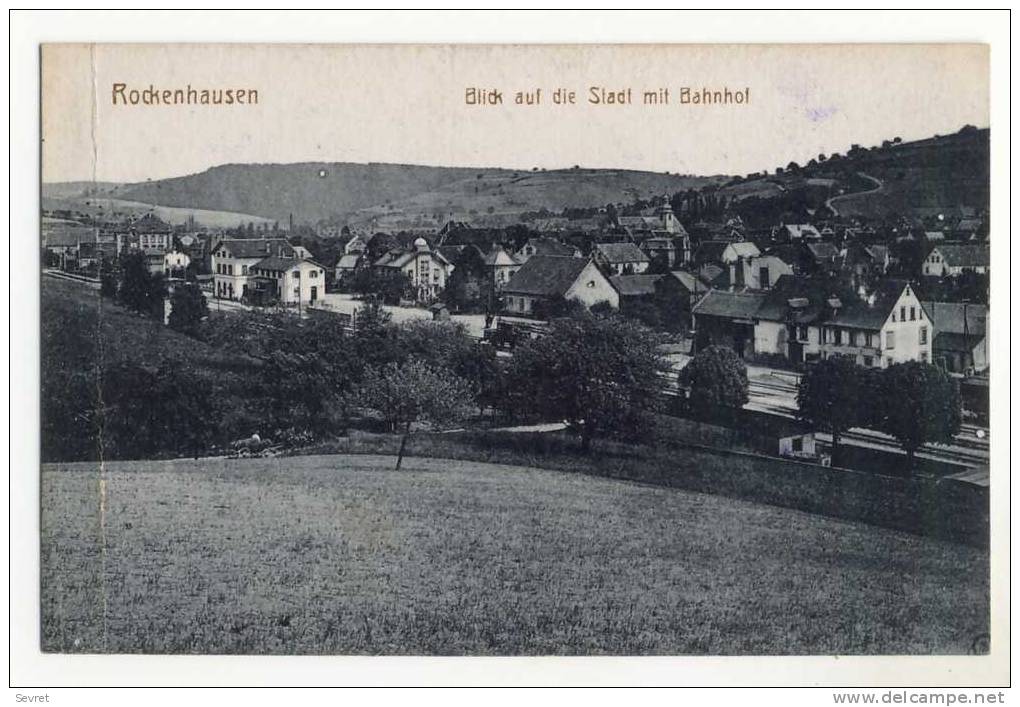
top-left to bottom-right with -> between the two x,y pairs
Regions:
163,249 -> 191,278
922,301 -> 988,374
781,223 -> 822,241
609,273 -> 664,305
373,237 -> 454,304
640,237 -> 677,268
691,290 -> 768,357
343,233 -> 369,255
334,252 -> 366,284
922,244 -> 990,277
291,245 -> 314,260
503,256 -> 619,316
694,239 -> 760,266
42,219 -> 97,270
723,254 -> 794,291
482,245 -> 522,290
804,241 -> 843,274
592,242 -> 651,275
210,238 -> 296,300
640,232 -> 693,269
819,279 -> 932,368
248,256 -> 326,306
515,237 -> 579,263
751,276 -> 831,364
953,218 -> 984,240
119,213 -> 174,251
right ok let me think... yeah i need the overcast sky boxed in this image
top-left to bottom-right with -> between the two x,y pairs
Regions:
42,43 -> 988,184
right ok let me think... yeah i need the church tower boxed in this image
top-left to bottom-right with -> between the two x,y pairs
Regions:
656,201 -> 678,234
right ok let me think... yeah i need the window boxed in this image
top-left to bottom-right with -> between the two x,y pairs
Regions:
834,328 -> 843,345
885,330 -> 895,350
920,352 -> 929,363
293,270 -> 301,279
310,271 -> 318,279
919,326 -> 928,345
863,356 -> 874,367
909,306 -> 916,321
900,306 -> 906,321
865,332 -> 874,348
797,325 -> 808,341
886,357 -> 893,367
792,437 -> 803,453
242,265 -> 248,275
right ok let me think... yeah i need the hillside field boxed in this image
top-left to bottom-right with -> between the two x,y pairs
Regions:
42,454 -> 988,655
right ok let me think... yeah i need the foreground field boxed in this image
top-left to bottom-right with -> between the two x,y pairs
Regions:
41,455 -> 988,655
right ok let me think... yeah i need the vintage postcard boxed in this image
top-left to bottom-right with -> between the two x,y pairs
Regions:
32,38 -> 1002,684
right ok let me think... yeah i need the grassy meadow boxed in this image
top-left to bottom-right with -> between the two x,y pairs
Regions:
42,454 -> 988,655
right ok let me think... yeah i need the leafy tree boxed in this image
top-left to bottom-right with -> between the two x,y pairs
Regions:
356,299 -> 393,332
117,252 -> 166,316
620,298 -> 664,330
878,362 -> 962,469
796,356 -> 863,464
442,246 -> 489,312
100,260 -> 120,298
507,313 -> 667,451
350,268 -> 411,305
100,359 -> 218,459
168,283 -> 209,336
683,345 -> 749,418
356,358 -> 474,469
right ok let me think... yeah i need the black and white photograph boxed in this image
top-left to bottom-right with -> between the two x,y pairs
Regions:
10,10 -> 1010,694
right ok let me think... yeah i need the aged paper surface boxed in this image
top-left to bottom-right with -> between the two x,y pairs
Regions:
33,39 -> 1002,686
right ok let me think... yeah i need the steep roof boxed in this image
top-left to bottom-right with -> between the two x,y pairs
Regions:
694,240 -> 728,263
756,275 -> 829,324
784,224 -> 821,240
130,213 -> 173,234
252,255 -> 302,272
503,256 -> 592,297
482,246 -> 520,267
806,241 -> 841,261
932,244 -> 990,268
697,263 -> 726,287
593,242 -> 650,264
519,237 -> 576,257
729,241 -> 761,259
213,238 -> 295,259
922,301 -> 988,337
44,224 -> 96,247
668,269 -> 709,295
437,245 -> 466,263
825,279 -> 916,330
335,254 -> 363,269
610,273 -> 664,297
864,245 -> 889,262
692,290 -> 766,319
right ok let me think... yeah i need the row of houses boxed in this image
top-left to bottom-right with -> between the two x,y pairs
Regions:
42,214 -> 194,278
691,276 -> 987,373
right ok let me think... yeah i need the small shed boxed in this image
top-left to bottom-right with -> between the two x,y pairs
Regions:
429,302 -> 451,321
